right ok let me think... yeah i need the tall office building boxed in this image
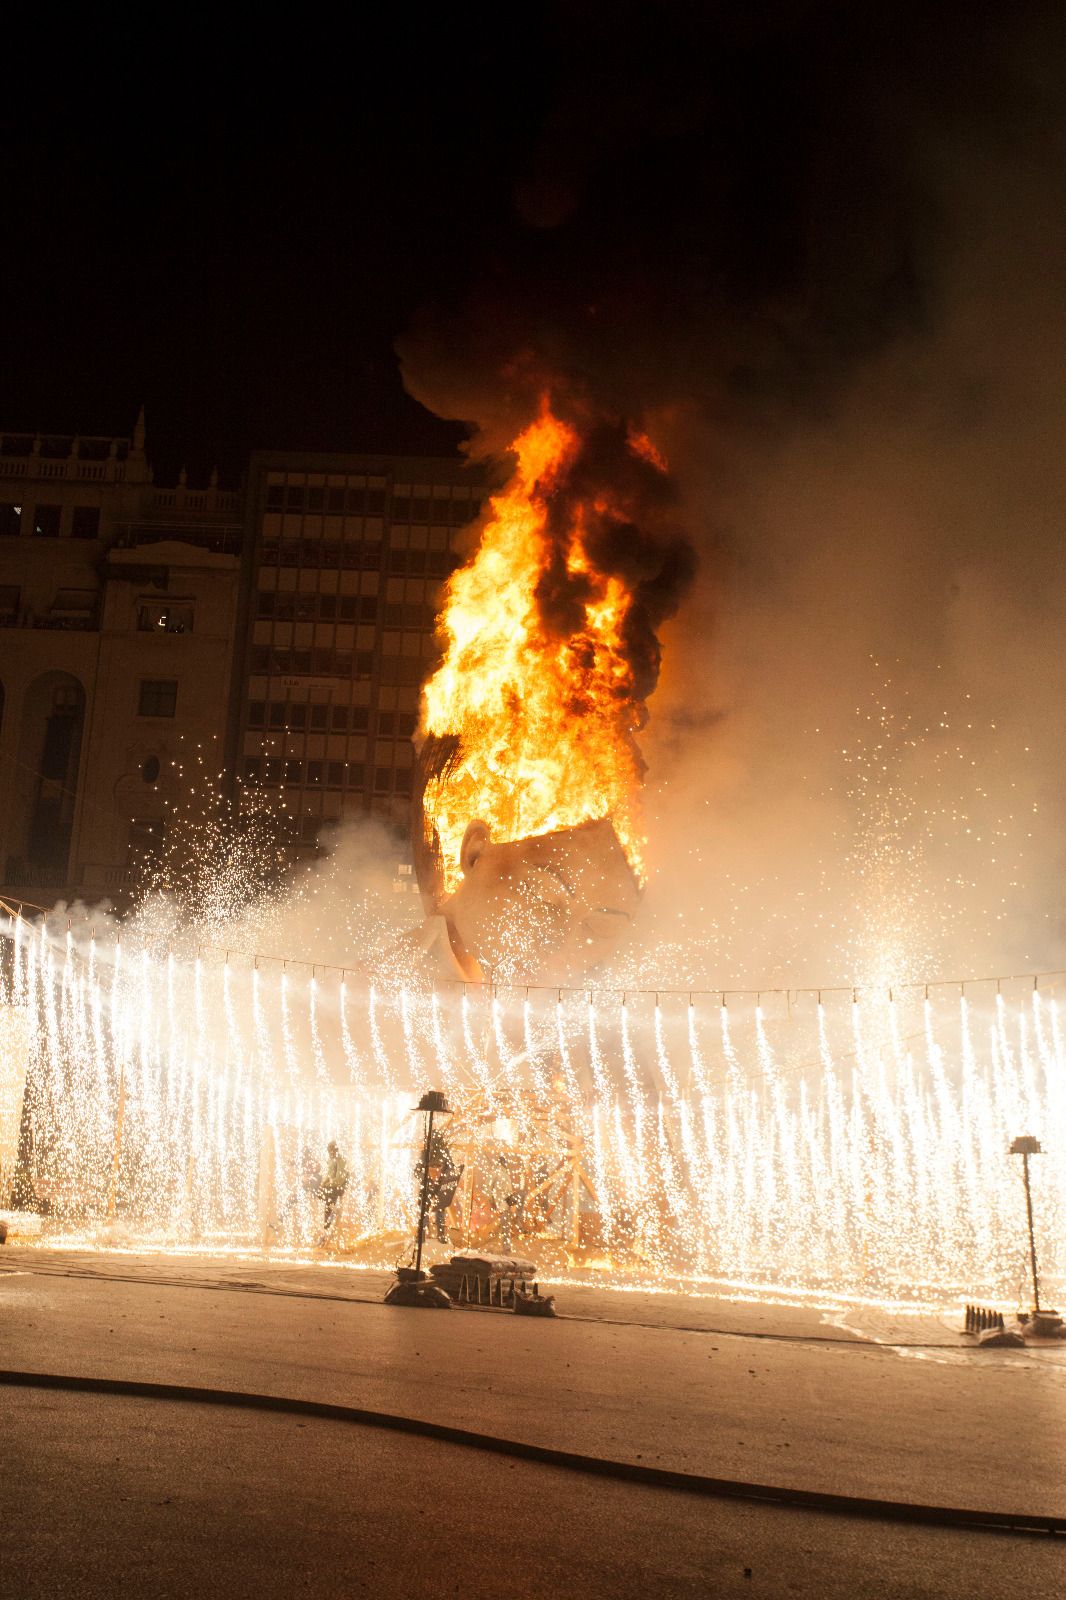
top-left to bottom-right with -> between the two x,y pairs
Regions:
233,451 -> 488,871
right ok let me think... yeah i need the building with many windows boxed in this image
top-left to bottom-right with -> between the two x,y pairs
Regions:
0,415 -> 244,905
231,451 -> 488,869
0,425 -> 491,910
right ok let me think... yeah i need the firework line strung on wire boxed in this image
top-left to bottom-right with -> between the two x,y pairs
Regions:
2,904 -> 1063,1011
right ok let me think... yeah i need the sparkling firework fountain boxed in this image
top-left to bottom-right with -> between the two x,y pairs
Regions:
1,404 -> 1062,1308
2,915 -> 1063,1305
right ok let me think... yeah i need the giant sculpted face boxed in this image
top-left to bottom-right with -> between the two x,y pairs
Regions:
432,817 -> 641,984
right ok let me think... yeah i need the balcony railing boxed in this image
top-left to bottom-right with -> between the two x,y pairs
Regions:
0,456 -> 131,484
0,610 -> 99,630
3,859 -> 70,889
79,864 -> 133,891
113,523 -> 243,555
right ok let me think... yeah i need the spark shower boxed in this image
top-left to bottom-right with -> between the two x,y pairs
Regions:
2,910 -> 1062,1308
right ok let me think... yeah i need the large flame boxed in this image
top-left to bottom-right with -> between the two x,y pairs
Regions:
420,404 -> 659,895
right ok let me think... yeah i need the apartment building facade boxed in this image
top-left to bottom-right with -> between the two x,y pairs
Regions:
0,423 -> 490,910
0,414 -> 244,906
232,451 -> 486,870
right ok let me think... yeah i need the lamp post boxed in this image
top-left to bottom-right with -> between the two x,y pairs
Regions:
384,1089 -> 454,1309
1009,1135 -> 1043,1313
413,1089 -> 452,1276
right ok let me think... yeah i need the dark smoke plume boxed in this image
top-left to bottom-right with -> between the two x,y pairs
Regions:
536,416 -> 697,706
400,0 -> 1066,984
399,2 -> 1024,443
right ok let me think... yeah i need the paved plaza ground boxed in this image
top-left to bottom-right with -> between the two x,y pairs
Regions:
1,1246 -> 1063,1597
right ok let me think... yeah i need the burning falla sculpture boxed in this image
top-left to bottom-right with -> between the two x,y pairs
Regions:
409,402 -> 693,985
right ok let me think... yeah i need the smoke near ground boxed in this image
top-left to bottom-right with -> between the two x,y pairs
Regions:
398,1 -> 1066,989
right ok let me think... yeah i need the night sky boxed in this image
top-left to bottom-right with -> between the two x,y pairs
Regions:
0,4 -> 1059,484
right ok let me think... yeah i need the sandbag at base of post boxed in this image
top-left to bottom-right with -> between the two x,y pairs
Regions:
384,1266 -> 452,1309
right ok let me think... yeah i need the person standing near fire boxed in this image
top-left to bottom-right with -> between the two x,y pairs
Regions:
415,1126 -> 462,1243
320,1140 -> 349,1232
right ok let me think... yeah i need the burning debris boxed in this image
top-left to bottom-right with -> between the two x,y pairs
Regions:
412,400 -> 695,980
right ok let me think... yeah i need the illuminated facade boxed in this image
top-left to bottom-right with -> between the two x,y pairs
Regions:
0,428 -> 488,908
232,450 -> 487,871
0,414 -> 243,905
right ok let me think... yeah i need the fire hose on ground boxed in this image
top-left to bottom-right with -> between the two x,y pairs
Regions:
0,1368 -> 1061,1539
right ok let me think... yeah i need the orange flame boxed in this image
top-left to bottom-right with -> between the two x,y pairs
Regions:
626,425 -> 669,475
420,404 -> 650,895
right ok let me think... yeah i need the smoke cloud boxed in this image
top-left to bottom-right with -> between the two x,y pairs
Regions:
397,1 -> 1066,989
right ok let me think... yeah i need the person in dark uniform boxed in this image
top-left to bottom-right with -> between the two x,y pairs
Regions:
415,1127 -> 462,1243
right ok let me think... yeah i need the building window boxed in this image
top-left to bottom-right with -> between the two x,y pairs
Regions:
0,503 -> 22,536
331,705 -> 348,732
141,756 -> 161,784
251,646 -> 270,672
310,704 -> 328,730
348,763 -> 365,790
244,756 -> 261,783
248,701 -> 265,728
268,703 -> 286,728
137,679 -> 178,717
71,506 -> 101,539
0,585 -> 20,624
137,600 -> 194,634
283,759 -> 301,784
256,591 -> 275,618
289,702 -> 307,730
374,767 -> 391,794
327,761 -> 344,788
47,588 -> 97,629
32,504 -> 61,538
394,768 -> 413,796
306,760 -> 323,785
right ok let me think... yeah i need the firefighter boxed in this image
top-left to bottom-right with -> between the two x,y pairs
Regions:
320,1140 -> 349,1230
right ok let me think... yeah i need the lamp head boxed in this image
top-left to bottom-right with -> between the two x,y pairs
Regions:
417,1090 -> 452,1115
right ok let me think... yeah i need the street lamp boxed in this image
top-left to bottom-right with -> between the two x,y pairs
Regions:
1009,1134 -> 1045,1315
384,1089 -> 454,1309
413,1090 -> 452,1276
